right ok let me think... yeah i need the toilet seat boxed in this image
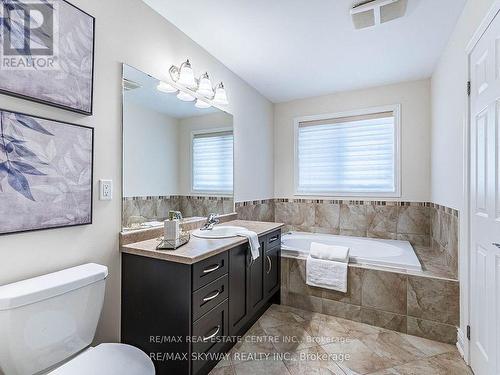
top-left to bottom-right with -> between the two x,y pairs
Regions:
49,343 -> 155,375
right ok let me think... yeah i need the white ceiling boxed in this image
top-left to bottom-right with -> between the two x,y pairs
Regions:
143,0 -> 466,103
123,64 -> 219,118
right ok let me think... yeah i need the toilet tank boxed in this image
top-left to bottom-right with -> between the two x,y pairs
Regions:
0,264 -> 108,375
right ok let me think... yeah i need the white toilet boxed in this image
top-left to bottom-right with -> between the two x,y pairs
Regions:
0,264 -> 155,375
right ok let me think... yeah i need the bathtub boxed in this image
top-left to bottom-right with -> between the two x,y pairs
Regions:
281,232 -> 422,271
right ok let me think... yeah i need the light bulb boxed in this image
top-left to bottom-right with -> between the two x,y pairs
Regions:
213,82 -> 228,105
177,91 -> 195,102
178,59 -> 196,88
157,81 -> 177,93
197,72 -> 214,97
195,99 -> 211,109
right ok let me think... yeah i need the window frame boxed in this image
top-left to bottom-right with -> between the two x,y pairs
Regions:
190,127 -> 234,196
293,104 -> 402,198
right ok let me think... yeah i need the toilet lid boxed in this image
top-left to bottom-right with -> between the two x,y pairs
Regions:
49,343 -> 155,375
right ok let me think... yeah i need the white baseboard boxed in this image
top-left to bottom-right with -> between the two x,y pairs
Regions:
456,327 -> 468,363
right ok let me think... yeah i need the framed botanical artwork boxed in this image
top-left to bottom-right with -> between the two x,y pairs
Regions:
0,0 -> 95,115
0,108 -> 93,235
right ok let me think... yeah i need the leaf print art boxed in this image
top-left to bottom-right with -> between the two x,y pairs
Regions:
0,112 -> 53,200
0,109 -> 93,235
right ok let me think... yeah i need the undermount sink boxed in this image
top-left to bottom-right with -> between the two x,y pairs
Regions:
192,226 -> 246,239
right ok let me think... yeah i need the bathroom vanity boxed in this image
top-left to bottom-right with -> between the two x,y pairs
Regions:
120,220 -> 282,375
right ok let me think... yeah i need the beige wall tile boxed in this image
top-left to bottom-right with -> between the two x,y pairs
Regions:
340,204 -> 368,231
322,299 -> 362,322
406,317 -> 457,344
361,270 -> 407,315
397,206 -> 430,235
275,202 -> 315,227
315,203 -> 340,229
367,206 -> 399,234
280,257 -> 289,291
284,292 -> 323,313
288,259 -> 323,297
407,276 -> 459,325
360,308 -> 407,333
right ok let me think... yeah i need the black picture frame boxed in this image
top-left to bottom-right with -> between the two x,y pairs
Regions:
0,108 -> 94,236
0,0 -> 95,115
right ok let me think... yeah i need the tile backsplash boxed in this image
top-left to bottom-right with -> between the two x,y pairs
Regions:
236,199 -> 459,276
123,195 -> 234,227
430,203 -> 460,276
235,199 -> 275,222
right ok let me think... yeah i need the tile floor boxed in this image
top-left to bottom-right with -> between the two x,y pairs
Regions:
209,304 -> 472,375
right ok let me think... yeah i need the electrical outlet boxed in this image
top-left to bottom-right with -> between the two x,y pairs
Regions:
99,180 -> 113,200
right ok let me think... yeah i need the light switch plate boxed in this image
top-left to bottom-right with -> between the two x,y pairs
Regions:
99,180 -> 113,200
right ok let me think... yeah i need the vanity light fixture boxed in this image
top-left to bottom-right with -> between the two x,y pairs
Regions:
197,72 -> 214,97
195,99 -> 211,109
213,83 -> 229,105
167,59 -> 229,107
170,59 -> 197,88
157,81 -> 177,93
177,91 -> 195,102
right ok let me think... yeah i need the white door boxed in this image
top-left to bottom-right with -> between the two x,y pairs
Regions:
470,10 -> 500,375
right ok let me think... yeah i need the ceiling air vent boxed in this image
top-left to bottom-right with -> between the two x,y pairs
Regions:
123,78 -> 142,91
351,0 -> 407,29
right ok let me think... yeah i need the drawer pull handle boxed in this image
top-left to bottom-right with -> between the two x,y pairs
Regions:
202,325 -> 220,341
269,236 -> 279,243
266,255 -> 272,274
494,243 -> 500,249
203,264 -> 220,274
203,290 -> 221,302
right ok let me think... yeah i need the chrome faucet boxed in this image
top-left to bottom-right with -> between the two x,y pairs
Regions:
201,213 -> 220,231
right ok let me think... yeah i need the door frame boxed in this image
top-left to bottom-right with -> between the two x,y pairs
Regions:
464,0 -> 500,365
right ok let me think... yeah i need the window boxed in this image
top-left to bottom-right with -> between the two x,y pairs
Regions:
192,130 -> 233,194
295,105 -> 400,197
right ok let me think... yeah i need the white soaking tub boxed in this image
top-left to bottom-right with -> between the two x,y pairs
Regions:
281,232 -> 422,271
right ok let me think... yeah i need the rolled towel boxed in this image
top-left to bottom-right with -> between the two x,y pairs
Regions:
236,230 -> 260,260
310,242 -> 350,263
306,255 -> 348,292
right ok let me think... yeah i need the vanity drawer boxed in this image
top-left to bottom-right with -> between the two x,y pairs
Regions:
192,299 -> 229,373
192,275 -> 228,321
266,230 -> 281,250
192,252 -> 228,291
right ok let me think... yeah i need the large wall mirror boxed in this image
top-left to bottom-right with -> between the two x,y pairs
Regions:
122,64 -> 234,230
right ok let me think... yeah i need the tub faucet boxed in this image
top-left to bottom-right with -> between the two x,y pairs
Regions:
201,213 -> 219,231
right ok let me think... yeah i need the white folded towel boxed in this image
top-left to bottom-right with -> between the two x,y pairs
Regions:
236,230 -> 260,260
310,242 -> 350,262
306,255 -> 348,293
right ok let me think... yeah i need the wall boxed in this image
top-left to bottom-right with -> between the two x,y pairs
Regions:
123,100 -> 179,197
274,79 -> 432,202
430,0 -> 497,357
0,0 -> 274,344
431,0 -> 496,210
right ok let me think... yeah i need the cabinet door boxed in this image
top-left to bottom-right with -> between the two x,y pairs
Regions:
264,246 -> 280,298
228,243 -> 250,336
249,238 -> 265,312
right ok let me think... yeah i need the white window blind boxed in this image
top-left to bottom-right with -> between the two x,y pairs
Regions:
192,131 -> 233,193
297,111 -> 398,195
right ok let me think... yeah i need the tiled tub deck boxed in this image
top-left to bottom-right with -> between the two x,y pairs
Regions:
280,256 -> 459,344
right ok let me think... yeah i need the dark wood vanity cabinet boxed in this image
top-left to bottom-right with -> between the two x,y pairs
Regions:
264,231 -> 281,298
121,229 -> 281,375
